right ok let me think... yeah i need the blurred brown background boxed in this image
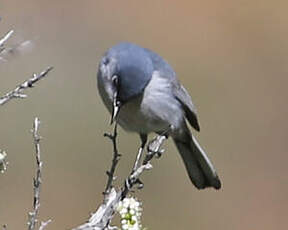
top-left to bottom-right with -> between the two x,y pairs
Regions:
0,0 -> 287,229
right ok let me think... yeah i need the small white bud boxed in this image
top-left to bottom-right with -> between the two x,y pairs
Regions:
122,224 -> 129,230
129,209 -> 136,215
119,207 -> 128,215
121,219 -> 127,224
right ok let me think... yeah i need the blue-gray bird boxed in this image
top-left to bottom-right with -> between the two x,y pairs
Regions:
97,42 -> 221,189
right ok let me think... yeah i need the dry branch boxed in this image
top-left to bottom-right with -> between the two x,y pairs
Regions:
0,67 -> 53,105
0,150 -> 8,173
38,220 -> 52,230
73,131 -> 167,230
103,124 -> 121,195
27,118 -> 51,230
0,30 -> 14,52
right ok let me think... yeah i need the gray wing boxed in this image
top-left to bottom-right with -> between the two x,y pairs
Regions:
144,47 -> 200,131
173,84 -> 200,131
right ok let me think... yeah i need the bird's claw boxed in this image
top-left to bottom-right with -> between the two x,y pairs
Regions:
147,136 -> 166,157
125,177 -> 144,191
155,149 -> 165,158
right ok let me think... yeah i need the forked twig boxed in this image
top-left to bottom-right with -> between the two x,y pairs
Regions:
73,131 -> 167,230
103,124 -> 121,195
0,67 -> 53,106
38,220 -> 52,230
27,118 -> 51,230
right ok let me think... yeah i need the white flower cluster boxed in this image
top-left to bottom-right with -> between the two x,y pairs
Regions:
116,197 -> 143,230
0,150 -> 7,173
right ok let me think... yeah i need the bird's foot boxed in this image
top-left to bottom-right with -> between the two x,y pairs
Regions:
147,135 -> 166,158
125,178 -> 141,192
125,174 -> 145,192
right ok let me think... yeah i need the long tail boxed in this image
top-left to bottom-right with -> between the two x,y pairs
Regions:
173,130 -> 221,190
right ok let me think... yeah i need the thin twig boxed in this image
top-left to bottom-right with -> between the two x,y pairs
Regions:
103,124 -> 121,195
27,117 -> 42,230
27,118 -> 50,230
0,150 -> 8,173
0,67 -> 53,106
0,30 -> 13,52
38,220 -> 52,230
72,133 -> 167,230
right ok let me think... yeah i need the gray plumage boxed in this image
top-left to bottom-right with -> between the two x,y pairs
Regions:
97,42 -> 221,189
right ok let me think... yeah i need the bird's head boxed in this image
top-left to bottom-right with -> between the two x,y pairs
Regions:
97,42 -> 154,124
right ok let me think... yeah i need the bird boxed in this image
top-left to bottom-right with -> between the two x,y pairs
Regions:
97,42 -> 221,190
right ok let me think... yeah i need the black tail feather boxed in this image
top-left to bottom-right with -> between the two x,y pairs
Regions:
173,131 -> 221,190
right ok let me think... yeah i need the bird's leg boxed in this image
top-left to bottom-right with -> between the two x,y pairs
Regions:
132,134 -> 147,172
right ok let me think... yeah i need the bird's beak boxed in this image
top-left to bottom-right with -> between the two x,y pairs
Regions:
110,91 -> 121,125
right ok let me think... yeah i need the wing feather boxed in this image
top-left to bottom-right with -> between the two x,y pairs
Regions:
173,84 -> 200,131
